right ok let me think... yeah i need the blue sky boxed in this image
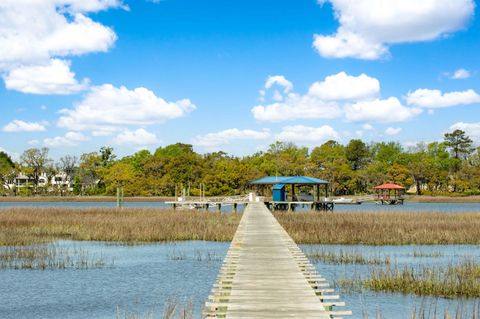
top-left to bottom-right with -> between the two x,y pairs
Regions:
0,0 -> 479,159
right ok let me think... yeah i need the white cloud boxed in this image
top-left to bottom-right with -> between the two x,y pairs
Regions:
193,128 -> 270,147
58,84 -> 196,132
264,75 -> 293,93
253,72 -> 379,122
362,123 -> 374,130
314,30 -> 388,60
252,95 -> 341,122
3,59 -> 89,94
253,72 -> 424,123
43,131 -> 88,147
308,72 -> 379,101
449,122 -> 480,141
406,89 -> 480,108
0,1 -> 124,94
345,97 -> 422,123
0,1 -> 121,67
2,120 -> 47,132
314,0 -> 474,59
114,128 -> 158,145
385,127 -> 402,135
276,125 -> 340,143
28,139 -> 39,145
451,68 -> 471,79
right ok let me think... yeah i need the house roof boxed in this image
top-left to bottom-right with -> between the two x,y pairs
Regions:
250,176 -> 329,185
373,183 -> 405,189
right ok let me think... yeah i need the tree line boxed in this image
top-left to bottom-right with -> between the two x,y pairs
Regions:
0,129 -> 479,197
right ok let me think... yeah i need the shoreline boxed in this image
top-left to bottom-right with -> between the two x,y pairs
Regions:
1,195 -> 479,203
0,196 -> 174,202
406,195 -> 480,203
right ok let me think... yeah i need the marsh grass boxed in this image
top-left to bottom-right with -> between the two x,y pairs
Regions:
0,208 -> 241,246
2,208 -> 480,246
0,243 -> 110,270
410,250 -> 444,258
305,249 -> 390,265
410,300 -> 480,319
336,259 -> 480,298
167,249 -> 222,262
362,301 -> 480,319
275,211 -> 480,245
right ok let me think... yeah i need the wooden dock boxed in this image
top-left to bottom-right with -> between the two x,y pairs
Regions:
265,201 -> 334,212
204,202 -> 351,318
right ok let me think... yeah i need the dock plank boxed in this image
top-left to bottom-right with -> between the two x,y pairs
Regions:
204,202 -> 350,318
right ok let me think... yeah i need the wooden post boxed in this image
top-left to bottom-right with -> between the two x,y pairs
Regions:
217,203 -> 221,212
116,187 -> 120,208
233,203 -> 237,213
121,187 -> 124,208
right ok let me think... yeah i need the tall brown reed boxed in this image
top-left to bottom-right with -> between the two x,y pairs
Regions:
0,208 -> 240,246
2,208 -> 480,246
275,211 -> 480,245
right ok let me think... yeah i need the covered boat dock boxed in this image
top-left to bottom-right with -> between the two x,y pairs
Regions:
250,176 -> 334,211
374,183 -> 405,205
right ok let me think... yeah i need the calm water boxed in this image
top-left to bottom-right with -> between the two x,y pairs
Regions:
302,244 -> 480,318
0,241 -> 228,319
0,201 -> 479,213
1,241 -> 479,319
0,201 -> 245,213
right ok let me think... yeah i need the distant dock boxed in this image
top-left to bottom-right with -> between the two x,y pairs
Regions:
166,195 -> 336,212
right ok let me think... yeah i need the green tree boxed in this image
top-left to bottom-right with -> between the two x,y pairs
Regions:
145,143 -> 203,195
0,151 -> 15,193
345,139 -> 370,170
77,152 -> 102,194
310,141 -> 352,195
444,129 -> 473,160
20,148 -> 51,194
99,146 -> 116,167
405,147 -> 433,195
103,162 -> 136,195
265,141 -> 310,176
372,142 -> 403,165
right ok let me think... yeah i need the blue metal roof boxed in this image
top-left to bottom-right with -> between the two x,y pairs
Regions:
272,183 -> 285,190
250,176 -> 329,185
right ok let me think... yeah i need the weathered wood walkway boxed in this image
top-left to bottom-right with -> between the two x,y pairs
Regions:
204,202 -> 351,318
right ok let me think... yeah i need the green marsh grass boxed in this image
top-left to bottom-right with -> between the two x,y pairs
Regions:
336,259 -> 480,298
0,243 -> 109,270
305,249 -> 390,265
167,249 -> 222,262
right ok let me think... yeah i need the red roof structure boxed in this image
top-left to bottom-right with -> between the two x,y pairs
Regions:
373,183 -> 405,189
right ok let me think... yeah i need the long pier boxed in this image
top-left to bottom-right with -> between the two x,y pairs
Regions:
204,202 -> 351,318
166,195 -> 335,212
